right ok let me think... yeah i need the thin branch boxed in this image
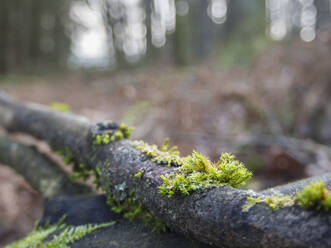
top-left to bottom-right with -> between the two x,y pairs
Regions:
0,133 -> 92,198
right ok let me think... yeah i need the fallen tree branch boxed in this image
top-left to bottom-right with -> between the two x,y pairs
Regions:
0,133 -> 92,198
0,92 -> 331,248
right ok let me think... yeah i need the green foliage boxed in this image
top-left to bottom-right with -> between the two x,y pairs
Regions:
49,102 -> 71,113
93,124 -> 134,145
297,181 -> 331,212
5,217 -> 66,248
6,216 -> 115,248
132,138 -> 183,167
40,222 -> 115,248
106,193 -> 167,232
159,152 -> 252,197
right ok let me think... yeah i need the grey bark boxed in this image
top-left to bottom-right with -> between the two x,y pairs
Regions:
40,194 -> 213,248
0,92 -> 331,248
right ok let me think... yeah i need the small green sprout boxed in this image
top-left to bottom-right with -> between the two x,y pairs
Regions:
95,167 -> 102,176
134,170 -> 145,179
297,181 -> 331,212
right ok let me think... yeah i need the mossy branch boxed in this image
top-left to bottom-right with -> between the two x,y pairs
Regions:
1,92 -> 331,248
0,134 -> 92,198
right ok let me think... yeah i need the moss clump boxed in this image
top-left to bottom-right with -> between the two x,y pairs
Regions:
135,170 -> 145,179
297,181 -> 331,212
159,152 -> 252,197
93,123 -> 134,145
134,139 -> 252,197
132,138 -> 183,167
106,193 -> 167,232
49,102 -> 71,112
6,216 -> 115,248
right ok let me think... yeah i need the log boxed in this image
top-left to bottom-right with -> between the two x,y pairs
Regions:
0,134 -> 92,197
0,92 -> 331,248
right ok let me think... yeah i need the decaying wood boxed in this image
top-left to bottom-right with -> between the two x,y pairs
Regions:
0,134 -> 92,197
0,92 -> 331,248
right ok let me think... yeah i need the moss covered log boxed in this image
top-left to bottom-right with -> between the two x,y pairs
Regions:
1,92 -> 331,248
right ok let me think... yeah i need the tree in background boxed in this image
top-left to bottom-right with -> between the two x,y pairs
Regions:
0,0 -> 72,74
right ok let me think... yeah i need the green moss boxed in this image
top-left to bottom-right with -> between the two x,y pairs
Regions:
93,124 -> 134,145
242,181 -> 331,212
106,193 -> 167,232
59,147 -> 74,165
6,216 -> 115,248
49,102 -> 71,112
134,139 -> 252,197
114,130 -> 124,140
105,161 -> 111,167
93,133 -> 111,145
242,194 -> 295,212
132,138 -> 183,167
71,163 -> 92,181
297,181 -> 331,212
119,124 -> 134,138
135,170 -> 145,179
265,195 -> 295,210
242,196 -> 262,212
159,152 -> 252,197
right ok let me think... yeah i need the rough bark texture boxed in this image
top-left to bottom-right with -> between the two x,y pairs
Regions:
0,134 -> 92,197
0,92 -> 331,248
40,195 -> 213,248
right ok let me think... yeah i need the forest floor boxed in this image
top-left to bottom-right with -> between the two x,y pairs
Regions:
2,39 -> 331,246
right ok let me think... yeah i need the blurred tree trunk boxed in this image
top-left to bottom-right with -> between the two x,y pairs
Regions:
173,11 -> 190,66
0,0 -> 9,74
0,0 -> 72,74
29,0 -> 42,65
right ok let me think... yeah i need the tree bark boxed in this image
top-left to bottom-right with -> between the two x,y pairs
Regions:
0,92 -> 331,248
